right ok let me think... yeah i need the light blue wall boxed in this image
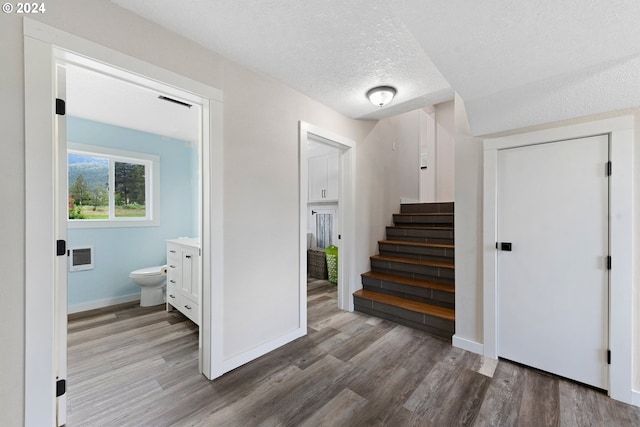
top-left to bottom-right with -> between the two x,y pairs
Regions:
67,117 -> 198,309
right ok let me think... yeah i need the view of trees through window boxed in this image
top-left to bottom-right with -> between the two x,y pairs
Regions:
68,152 -> 147,220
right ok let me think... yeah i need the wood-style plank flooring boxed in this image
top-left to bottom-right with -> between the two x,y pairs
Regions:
67,279 -> 640,426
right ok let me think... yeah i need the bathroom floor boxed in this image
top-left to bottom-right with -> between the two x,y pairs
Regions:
66,281 -> 639,426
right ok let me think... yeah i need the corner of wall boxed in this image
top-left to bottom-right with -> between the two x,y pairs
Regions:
453,93 -> 485,345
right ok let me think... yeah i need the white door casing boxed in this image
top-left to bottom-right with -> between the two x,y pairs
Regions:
24,34 -> 57,427
496,135 -> 609,389
483,116 -> 634,404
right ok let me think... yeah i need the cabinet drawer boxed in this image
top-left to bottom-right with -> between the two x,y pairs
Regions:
180,300 -> 199,325
166,262 -> 181,283
166,284 -> 180,309
167,245 -> 180,262
166,271 -> 179,288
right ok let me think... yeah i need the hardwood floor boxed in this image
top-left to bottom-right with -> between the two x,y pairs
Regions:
67,279 -> 640,426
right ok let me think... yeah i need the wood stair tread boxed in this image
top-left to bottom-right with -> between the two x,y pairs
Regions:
371,254 -> 455,269
362,271 -> 455,293
354,289 -> 455,321
379,239 -> 454,249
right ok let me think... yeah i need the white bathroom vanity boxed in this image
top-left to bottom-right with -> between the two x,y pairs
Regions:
166,238 -> 200,325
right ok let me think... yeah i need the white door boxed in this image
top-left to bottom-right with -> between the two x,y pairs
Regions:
497,135 -> 609,389
54,64 -> 68,426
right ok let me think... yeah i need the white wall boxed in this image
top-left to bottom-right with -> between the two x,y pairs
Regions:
0,15 -> 27,427
220,60 -> 374,358
435,101 -> 455,201
2,1 -> 378,423
354,110 -> 422,279
453,94 -> 484,345
419,108 -> 436,201
419,101 -> 455,202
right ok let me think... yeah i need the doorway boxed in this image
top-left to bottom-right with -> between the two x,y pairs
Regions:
61,57 -> 204,422
299,122 -> 356,318
482,116 -> 634,403
24,20 -> 224,426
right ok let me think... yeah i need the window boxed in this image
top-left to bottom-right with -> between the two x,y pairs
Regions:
68,143 -> 159,227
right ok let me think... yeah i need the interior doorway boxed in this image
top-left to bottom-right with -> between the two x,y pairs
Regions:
24,20 -> 224,426
60,57 -> 204,424
299,122 -> 356,318
306,139 -> 339,287
482,116 -> 634,404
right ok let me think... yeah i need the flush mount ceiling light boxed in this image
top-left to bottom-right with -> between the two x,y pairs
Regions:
366,86 -> 397,107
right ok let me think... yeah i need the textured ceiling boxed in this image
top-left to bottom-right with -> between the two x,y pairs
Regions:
110,0 -> 454,121
108,0 -> 640,134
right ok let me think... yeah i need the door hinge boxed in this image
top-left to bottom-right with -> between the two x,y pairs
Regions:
56,239 -> 67,257
607,255 -> 612,270
607,349 -> 611,365
55,98 -> 66,116
605,161 -> 612,177
56,379 -> 66,397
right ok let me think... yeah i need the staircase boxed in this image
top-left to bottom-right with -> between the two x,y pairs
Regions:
353,202 -> 455,341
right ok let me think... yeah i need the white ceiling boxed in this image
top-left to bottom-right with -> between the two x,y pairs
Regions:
102,0 -> 640,135
66,65 -> 201,142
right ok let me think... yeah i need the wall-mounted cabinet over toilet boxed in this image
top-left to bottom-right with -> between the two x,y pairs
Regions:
166,238 -> 200,325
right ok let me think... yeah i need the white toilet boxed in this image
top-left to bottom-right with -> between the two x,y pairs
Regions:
130,265 -> 167,307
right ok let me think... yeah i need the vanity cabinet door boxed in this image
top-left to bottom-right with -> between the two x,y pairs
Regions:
182,247 -> 199,303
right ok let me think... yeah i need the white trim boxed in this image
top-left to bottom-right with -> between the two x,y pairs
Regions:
24,18 -> 224,425
299,121 -> 357,312
220,328 -> 306,374
632,390 -> 640,407
67,293 -> 141,314
24,35 -> 56,427
483,116 -> 634,404
206,99 -> 225,378
452,335 -> 484,355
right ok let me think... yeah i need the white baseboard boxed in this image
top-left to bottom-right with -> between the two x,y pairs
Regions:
68,293 -> 141,314
220,327 -> 306,375
452,334 -> 484,355
632,390 -> 640,407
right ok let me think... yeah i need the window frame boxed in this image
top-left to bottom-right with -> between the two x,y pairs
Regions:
67,142 -> 160,228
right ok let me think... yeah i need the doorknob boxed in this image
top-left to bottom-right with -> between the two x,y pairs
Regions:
496,242 -> 512,251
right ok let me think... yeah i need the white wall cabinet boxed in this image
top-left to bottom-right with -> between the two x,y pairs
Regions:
308,153 -> 338,202
166,238 -> 200,325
